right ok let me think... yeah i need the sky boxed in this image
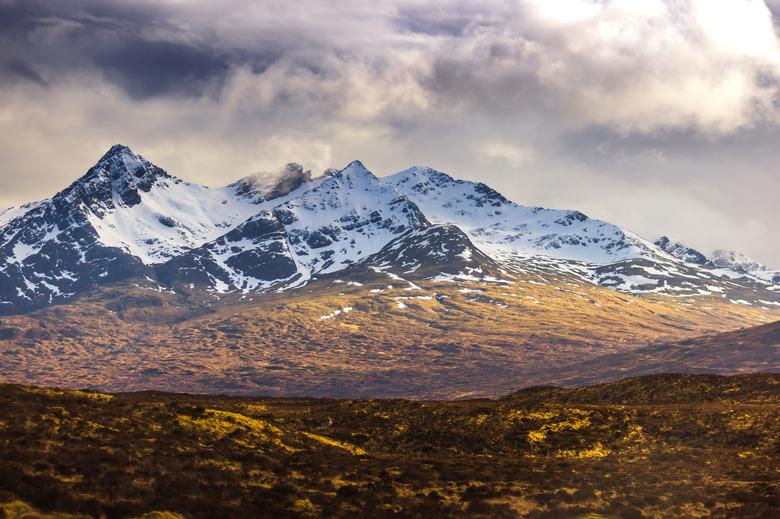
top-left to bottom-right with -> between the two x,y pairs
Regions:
1,0 -> 779,268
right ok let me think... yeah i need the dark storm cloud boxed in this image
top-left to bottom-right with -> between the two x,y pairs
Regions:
92,38 -> 232,100
4,60 -> 47,87
0,0 -> 282,100
0,0 -> 157,41
0,1 -> 44,33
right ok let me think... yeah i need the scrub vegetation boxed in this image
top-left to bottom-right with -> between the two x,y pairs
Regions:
1,373 -> 779,518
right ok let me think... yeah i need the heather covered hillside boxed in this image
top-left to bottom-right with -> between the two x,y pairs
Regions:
1,374 -> 779,518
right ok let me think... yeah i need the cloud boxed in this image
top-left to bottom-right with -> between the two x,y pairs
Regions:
91,38 -> 233,100
417,0 -> 780,136
1,0 -> 780,266
5,0 -> 780,134
477,142 -> 535,168
4,59 -> 47,87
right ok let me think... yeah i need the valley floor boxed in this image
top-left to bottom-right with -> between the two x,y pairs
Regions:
1,374 -> 779,518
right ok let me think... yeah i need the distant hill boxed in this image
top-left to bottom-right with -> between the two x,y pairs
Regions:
506,372 -> 780,404
528,320 -> 780,388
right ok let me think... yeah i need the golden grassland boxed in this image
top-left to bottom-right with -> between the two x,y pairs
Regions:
1,374 -> 779,518
0,270 -> 778,398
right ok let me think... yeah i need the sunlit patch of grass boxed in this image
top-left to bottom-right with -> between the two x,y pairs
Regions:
555,442 -> 612,458
173,408 -> 294,452
22,386 -> 114,403
291,498 -> 319,517
0,500 -> 91,519
234,403 -> 268,415
300,431 -> 367,455
725,411 -> 757,431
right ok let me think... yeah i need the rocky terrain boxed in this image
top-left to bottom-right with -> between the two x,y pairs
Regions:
0,146 -> 778,397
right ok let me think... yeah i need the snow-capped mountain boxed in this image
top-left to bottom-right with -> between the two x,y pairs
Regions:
656,236 -> 780,284
0,145 -> 778,316
269,161 -> 429,282
387,167 -> 657,264
158,161 -> 430,291
79,146 -> 312,263
0,145 -> 318,312
708,249 -> 777,277
654,236 -> 709,265
385,167 -> 779,296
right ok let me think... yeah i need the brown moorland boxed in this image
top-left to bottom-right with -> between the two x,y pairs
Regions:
0,267 -> 778,399
0,373 -> 779,518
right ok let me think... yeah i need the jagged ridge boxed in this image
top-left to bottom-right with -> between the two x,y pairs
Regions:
0,145 -> 778,316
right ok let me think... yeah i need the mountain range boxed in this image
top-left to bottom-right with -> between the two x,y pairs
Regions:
2,144 -> 778,315
0,145 -> 778,397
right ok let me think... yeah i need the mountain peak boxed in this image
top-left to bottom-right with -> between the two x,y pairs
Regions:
654,236 -> 708,265
337,160 -> 373,178
390,166 -> 456,187
60,145 -> 171,209
100,143 -> 133,160
345,159 -> 368,169
94,144 -> 166,182
709,249 -> 770,273
328,160 -> 382,189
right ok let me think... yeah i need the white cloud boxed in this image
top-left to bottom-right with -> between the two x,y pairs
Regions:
501,0 -> 780,135
693,0 -> 779,56
477,142 -> 535,167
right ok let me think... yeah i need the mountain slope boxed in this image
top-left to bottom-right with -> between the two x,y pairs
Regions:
0,147 -> 324,313
0,145 -> 779,398
155,210 -> 299,291
529,319 -> 780,388
386,167 -> 780,299
354,224 -> 510,282
387,166 -> 655,264
0,266 -> 776,398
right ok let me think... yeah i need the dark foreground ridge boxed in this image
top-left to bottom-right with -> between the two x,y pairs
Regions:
1,373 -> 779,518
